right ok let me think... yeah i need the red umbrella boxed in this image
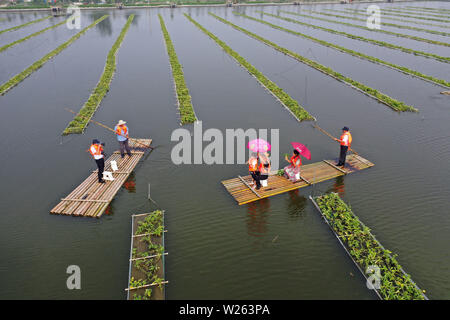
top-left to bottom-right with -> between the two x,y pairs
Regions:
290,142 -> 311,160
248,139 -> 271,153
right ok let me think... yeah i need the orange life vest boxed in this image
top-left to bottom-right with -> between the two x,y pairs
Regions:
116,125 -> 128,138
290,155 -> 301,167
340,131 -> 352,147
248,157 -> 258,172
89,144 -> 103,158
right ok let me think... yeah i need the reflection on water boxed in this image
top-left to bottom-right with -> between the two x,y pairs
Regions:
286,189 -> 307,217
332,176 -> 346,197
123,172 -> 137,193
246,198 -> 270,243
89,12 -> 112,36
104,203 -> 114,216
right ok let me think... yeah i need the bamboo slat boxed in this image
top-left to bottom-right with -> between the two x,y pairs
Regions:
50,139 -> 152,217
222,154 -> 374,205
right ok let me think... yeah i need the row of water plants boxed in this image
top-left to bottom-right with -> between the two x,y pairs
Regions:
344,8 -> 450,23
184,13 -> 314,122
212,13 -> 416,112
380,7 -> 450,19
0,15 -> 108,96
405,6 -> 450,13
325,8 -> 450,29
0,15 -> 50,34
0,18 -> 68,53
312,193 -> 427,300
158,14 -> 197,124
63,15 -> 134,135
129,210 -> 166,300
267,11 -> 450,64
235,12 -> 449,88
299,9 -> 450,39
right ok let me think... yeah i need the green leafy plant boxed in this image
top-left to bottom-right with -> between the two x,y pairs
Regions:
159,14 -> 197,124
235,12 -> 449,89
211,13 -> 417,112
344,7 -> 450,23
184,13 -> 314,122
0,15 -> 51,35
313,193 -> 426,300
63,15 -> 133,135
0,18 -> 69,53
261,11 -> 450,64
381,7 -> 450,19
276,169 -> 285,176
0,15 -> 109,96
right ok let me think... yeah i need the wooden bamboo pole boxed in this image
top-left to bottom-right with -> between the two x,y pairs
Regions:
312,122 -> 359,155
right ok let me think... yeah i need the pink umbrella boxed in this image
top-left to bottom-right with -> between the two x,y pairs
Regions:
291,142 -> 311,160
248,139 -> 271,153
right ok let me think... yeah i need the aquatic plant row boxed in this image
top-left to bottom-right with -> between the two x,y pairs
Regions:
212,13 -> 416,112
324,8 -> 450,29
0,15 -> 51,35
263,11 -> 450,64
312,193 -> 426,300
236,13 -> 449,89
344,8 -> 450,24
158,14 -> 197,124
129,210 -> 166,300
0,18 -> 69,53
0,15 -> 108,96
63,15 -> 133,135
298,9 -> 450,39
383,7 -> 450,19
184,13 -> 314,122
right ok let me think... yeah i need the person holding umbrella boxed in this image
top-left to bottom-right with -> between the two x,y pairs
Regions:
284,142 -> 311,182
256,152 -> 271,190
247,152 -> 260,186
336,127 -> 352,167
247,139 -> 271,190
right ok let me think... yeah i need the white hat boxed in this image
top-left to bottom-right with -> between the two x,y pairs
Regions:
117,120 -> 126,125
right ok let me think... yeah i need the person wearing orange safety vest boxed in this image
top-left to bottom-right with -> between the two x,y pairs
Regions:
247,152 -> 260,186
254,152 -> 271,190
336,126 -> 352,167
114,120 -> 131,158
89,139 -> 105,183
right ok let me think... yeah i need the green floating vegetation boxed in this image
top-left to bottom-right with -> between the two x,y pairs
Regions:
213,13 -> 416,112
184,14 -> 314,122
313,193 -> 426,300
158,14 -> 197,124
0,15 -> 51,35
406,6 -> 450,13
381,7 -> 450,19
129,210 -> 166,300
63,15 -> 133,135
0,18 -> 68,53
236,12 -> 449,89
326,8 -> 450,29
344,8 -> 450,24
304,9 -> 450,38
262,11 -> 450,64
0,15 -> 108,96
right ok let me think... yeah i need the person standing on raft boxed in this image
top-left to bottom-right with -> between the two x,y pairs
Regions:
335,126 -> 352,167
284,149 -> 302,182
89,139 -> 105,183
247,152 -> 260,186
114,120 -> 132,159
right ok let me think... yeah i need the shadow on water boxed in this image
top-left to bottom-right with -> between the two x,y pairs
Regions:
286,189 -> 307,218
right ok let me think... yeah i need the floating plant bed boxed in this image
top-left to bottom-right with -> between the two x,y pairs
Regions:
0,18 -> 69,53
159,14 -> 197,124
325,8 -> 450,29
126,211 -> 168,300
405,6 -> 450,13
236,12 -> 449,89
63,15 -> 134,135
212,13 -> 416,112
262,11 -> 450,64
0,15 -> 51,35
307,9 -> 450,37
0,15 -> 108,96
310,193 -> 428,300
280,10 -> 450,46
382,7 -> 450,19
343,8 -> 450,24
185,14 -> 313,121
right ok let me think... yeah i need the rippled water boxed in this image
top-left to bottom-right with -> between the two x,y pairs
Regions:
0,1 -> 449,299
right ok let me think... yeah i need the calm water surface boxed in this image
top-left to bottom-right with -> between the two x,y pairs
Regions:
0,1 -> 449,299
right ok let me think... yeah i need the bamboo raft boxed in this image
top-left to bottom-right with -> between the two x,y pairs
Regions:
50,139 -> 152,217
222,154 -> 374,205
